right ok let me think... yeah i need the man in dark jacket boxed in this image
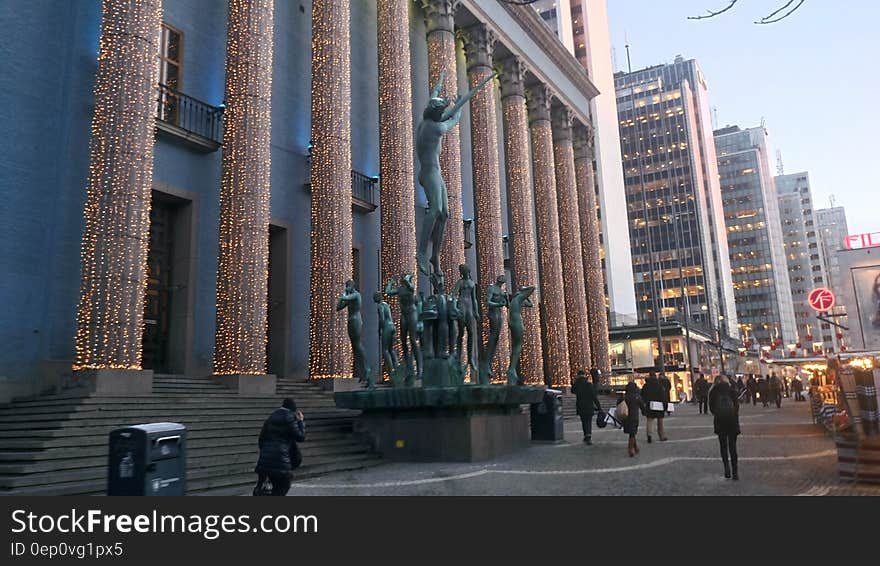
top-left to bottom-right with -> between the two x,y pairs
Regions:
640,372 -> 668,442
254,398 -> 305,496
746,374 -> 758,405
694,373 -> 710,414
758,376 -> 769,408
571,369 -> 602,444
659,373 -> 672,416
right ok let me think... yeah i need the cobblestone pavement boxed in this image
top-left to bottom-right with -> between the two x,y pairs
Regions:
280,398 -> 880,496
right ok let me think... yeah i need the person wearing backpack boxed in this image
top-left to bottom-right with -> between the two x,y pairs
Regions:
708,374 -> 740,480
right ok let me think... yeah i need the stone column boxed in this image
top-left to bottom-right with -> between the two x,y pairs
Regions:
526,85 -> 570,387
574,122 -> 611,381
498,57 -> 543,385
213,0 -> 275,393
551,105 -> 591,382
460,23 -> 508,380
421,0 -> 465,280
73,0 -> 162,393
308,0 -> 353,383
377,0 -> 416,354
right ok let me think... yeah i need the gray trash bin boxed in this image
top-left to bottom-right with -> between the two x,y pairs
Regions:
108,422 -> 186,496
530,388 -> 564,441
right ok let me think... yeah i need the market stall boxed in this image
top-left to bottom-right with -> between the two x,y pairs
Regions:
828,354 -> 880,484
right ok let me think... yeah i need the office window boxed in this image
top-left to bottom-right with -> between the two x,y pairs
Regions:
157,23 -> 183,124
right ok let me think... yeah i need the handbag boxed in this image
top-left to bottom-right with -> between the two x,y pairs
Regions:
253,475 -> 273,496
616,399 -> 629,420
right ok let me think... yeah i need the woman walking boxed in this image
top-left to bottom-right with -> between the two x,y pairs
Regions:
623,380 -> 644,457
708,374 -> 740,480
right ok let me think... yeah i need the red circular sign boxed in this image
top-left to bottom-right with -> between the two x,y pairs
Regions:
808,288 -> 836,312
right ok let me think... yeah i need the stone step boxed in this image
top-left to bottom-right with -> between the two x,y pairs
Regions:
0,407 -> 357,424
0,427 -> 351,450
0,442 -> 371,474
0,418 -> 353,437
0,453 -> 382,495
0,399 -> 338,417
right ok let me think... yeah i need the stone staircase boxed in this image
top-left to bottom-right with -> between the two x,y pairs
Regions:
0,374 -> 381,496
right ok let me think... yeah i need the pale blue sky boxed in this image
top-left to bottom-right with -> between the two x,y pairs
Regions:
606,0 -> 879,235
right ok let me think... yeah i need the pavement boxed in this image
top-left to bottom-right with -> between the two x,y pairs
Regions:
275,397 -> 880,496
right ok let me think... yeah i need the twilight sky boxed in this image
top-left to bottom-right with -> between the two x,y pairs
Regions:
606,0 -> 879,235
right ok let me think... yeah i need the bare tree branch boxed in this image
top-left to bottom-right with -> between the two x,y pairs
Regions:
756,0 -> 806,24
687,0 -> 739,21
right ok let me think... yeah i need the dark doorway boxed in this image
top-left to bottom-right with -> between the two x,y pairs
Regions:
143,199 -> 175,372
267,225 -> 289,378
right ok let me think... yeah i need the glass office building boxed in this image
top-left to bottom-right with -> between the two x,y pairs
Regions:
614,57 -> 738,338
714,125 -> 796,356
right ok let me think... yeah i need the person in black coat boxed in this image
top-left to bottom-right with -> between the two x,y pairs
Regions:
746,374 -> 758,405
792,376 -> 804,401
254,398 -> 306,496
659,374 -> 672,416
694,374 -> 710,414
709,374 -> 740,480
571,369 -> 602,444
623,380 -> 645,457
770,373 -> 782,408
758,376 -> 769,408
640,372 -> 668,442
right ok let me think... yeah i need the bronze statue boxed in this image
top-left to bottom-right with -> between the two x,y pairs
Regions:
336,280 -> 372,387
385,273 -> 422,380
479,274 -> 508,384
416,69 -> 497,277
453,264 -> 481,373
506,285 -> 536,385
373,291 -> 399,385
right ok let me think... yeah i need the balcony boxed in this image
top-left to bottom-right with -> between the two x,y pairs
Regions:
155,84 -> 224,152
303,167 -> 379,213
463,218 -> 474,249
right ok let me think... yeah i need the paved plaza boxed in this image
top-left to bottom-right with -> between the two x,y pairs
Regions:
269,398 -> 880,496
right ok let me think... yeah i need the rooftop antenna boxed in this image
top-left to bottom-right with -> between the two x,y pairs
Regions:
712,106 -> 719,130
829,194 -> 836,208
624,31 -> 632,73
776,149 -> 784,175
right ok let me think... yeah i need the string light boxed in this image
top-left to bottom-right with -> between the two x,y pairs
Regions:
527,84 -> 570,387
74,0 -> 163,371
499,56 -> 543,384
378,0 -> 416,380
213,0 -> 274,376
423,0 -> 465,280
574,123 -> 612,381
461,23 -> 508,379
551,105 -> 591,383
308,0 -> 353,380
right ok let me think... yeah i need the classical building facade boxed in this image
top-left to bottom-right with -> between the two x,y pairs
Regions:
0,0 -> 616,400
714,125 -> 796,355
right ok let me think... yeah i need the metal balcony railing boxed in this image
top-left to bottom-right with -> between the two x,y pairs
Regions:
350,170 -> 379,211
156,84 -> 224,149
463,218 -> 474,249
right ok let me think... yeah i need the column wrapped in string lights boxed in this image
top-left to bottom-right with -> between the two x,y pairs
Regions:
460,23 -> 508,379
574,122 -> 611,380
421,0 -> 465,279
213,0 -> 275,376
377,0 -> 416,368
498,57 -> 543,384
308,0 -> 353,380
73,0 -> 162,371
551,105 -> 591,382
527,84 -> 570,387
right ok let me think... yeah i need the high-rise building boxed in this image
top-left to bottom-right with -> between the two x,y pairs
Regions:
531,0 -> 636,319
614,57 -> 739,338
817,206 -> 851,348
714,125 -> 796,356
775,172 -> 835,354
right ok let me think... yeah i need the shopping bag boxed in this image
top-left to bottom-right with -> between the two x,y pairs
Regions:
649,401 -> 666,412
616,400 -> 629,420
605,408 -> 622,428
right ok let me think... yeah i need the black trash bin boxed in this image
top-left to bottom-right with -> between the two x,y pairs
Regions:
530,388 -> 564,441
108,422 -> 186,496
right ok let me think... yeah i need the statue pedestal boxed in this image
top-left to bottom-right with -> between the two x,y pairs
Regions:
335,385 -> 545,462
